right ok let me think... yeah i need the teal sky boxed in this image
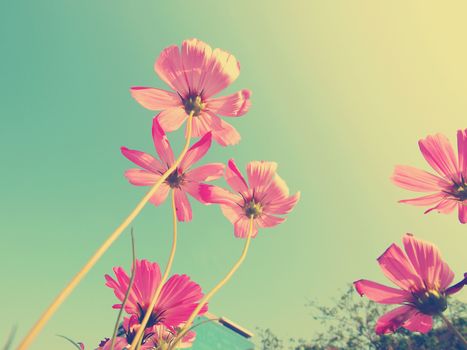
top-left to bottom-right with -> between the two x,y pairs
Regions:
1,1 -> 466,349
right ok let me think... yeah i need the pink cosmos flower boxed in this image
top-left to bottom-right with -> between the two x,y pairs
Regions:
392,129 -> 467,223
105,259 -> 208,330
121,118 -> 224,222
199,159 -> 300,238
130,38 -> 251,147
354,234 -> 466,335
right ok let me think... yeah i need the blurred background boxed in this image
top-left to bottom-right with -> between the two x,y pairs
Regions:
1,1 -> 466,349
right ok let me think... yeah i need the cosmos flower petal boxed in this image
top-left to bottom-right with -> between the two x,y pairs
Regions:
354,279 -> 412,304
391,165 -> 450,192
247,161 -> 278,190
375,306 -> 416,335
234,217 -> 258,238
156,108 -> 189,133
206,89 -> 252,117
458,202 -> 467,224
403,312 -> 433,334
184,163 -> 225,182
179,132 -> 212,171
155,44 -> 190,97
174,189 -> 192,222
130,87 -> 181,110
121,147 -> 164,173
152,117 -> 175,166
204,112 -> 241,146
377,243 -> 424,291
157,274 -> 207,327
418,133 -> 459,180
179,39 -> 240,98
199,184 -> 239,205
424,198 -> 457,214
189,113 -> 212,138
399,193 -> 446,206
457,129 -> 467,179
149,183 -> 170,206
256,214 -> 285,228
402,233 -> 454,290
124,169 -> 160,186
225,159 -> 249,193
220,204 -> 243,224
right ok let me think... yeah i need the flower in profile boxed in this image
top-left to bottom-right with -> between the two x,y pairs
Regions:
354,234 -> 466,335
121,118 -> 224,221
199,159 -> 300,238
130,38 -> 251,146
105,259 -> 208,330
392,129 -> 467,223
145,324 -> 196,349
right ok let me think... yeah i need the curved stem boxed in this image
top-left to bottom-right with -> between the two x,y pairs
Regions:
17,113 -> 194,350
169,217 -> 254,350
110,229 -> 137,350
130,190 -> 178,350
439,313 -> 467,348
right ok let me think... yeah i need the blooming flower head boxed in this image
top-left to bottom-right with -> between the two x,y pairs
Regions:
121,118 -> 224,222
392,129 -> 467,223
199,159 -> 300,238
130,38 -> 252,146
354,234 -> 466,335
105,259 -> 208,330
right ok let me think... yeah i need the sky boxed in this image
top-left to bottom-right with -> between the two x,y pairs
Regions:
1,1 -> 466,349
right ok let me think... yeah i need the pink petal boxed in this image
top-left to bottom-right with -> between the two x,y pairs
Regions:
424,198 -> 457,214
205,112 -> 241,146
174,189 -> 192,222
124,169 -> 159,186
458,202 -> 467,224
206,89 -> 251,116
247,161 -> 278,190
179,132 -> 212,171
234,217 -> 258,238
256,214 -> 285,228
375,305 -> 416,334
156,108 -> 188,133
105,259 -> 162,315
354,279 -> 412,304
403,233 -> 454,290
457,129 -> 467,179
225,159 -> 249,193
130,87 -> 181,110
121,147 -> 164,173
377,243 -> 424,291
152,118 -> 175,166
220,204 -> 243,224
418,133 -> 459,180
189,112 -> 212,138
183,183 -> 205,203
260,175 -> 300,215
403,312 -> 433,333
155,44 -> 189,97
157,273 -> 208,327
185,163 -> 225,182
198,184 -> 240,205
399,192 -> 446,206
149,183 -> 170,206
181,39 -> 240,98
391,165 -> 450,192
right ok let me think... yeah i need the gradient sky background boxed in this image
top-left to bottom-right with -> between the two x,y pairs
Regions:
1,1 -> 467,349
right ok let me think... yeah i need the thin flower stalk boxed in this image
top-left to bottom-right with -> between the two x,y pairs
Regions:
110,229 -> 137,350
17,112 -> 194,350
130,191 -> 179,350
